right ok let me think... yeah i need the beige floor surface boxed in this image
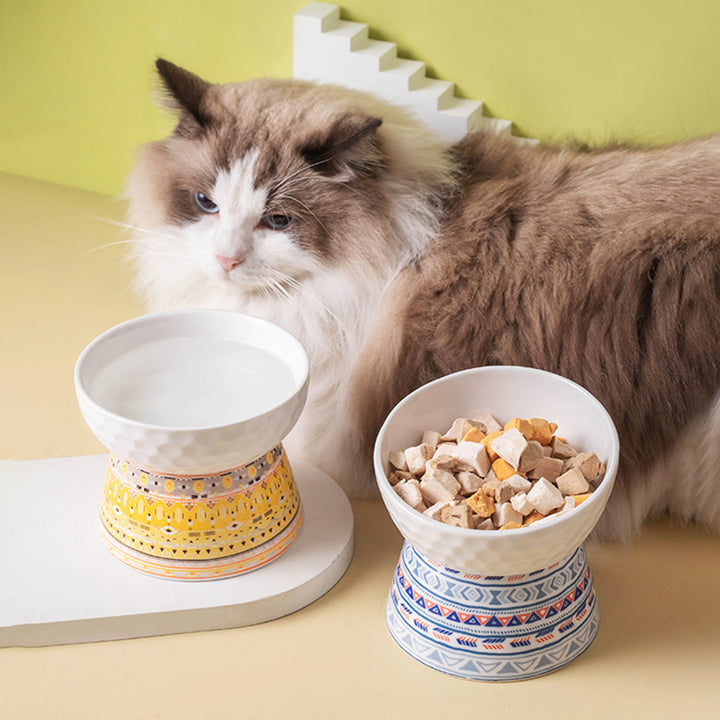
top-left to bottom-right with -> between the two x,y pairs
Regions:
1,172 -> 719,718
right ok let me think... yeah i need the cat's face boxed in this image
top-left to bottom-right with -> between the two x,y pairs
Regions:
127,60 -> 391,300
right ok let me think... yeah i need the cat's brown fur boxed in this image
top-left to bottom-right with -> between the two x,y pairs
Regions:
352,131 -> 720,537
129,60 -> 720,540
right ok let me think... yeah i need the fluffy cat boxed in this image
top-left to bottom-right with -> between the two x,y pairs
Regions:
127,58 -> 720,540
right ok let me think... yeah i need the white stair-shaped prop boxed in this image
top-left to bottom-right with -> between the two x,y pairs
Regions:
293,2 -> 521,143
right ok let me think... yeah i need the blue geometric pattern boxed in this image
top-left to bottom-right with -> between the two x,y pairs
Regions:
385,542 -> 600,681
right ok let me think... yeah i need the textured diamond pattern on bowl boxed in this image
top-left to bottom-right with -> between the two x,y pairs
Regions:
74,310 -> 309,474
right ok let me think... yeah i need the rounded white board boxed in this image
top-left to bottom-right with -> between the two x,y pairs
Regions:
0,455 -> 354,646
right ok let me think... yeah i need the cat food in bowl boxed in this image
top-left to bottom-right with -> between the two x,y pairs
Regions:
387,413 -> 605,530
374,366 -> 619,681
75,309 -> 309,579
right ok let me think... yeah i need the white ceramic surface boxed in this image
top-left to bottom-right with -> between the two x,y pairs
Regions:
75,310 -> 309,474
0,455 -> 354,647
374,366 -> 620,576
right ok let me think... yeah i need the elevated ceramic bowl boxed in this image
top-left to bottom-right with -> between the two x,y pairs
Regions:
75,309 -> 309,580
374,365 -> 619,680
375,365 -> 619,576
75,309 -> 309,475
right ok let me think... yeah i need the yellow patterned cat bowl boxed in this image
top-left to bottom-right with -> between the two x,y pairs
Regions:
74,309 -> 309,580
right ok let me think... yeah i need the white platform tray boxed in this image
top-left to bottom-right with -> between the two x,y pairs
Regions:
0,454 -> 354,647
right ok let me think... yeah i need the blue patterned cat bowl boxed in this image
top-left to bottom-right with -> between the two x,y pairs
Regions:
374,366 -> 619,681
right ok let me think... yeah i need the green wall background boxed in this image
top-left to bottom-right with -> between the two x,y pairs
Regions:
2,0 -> 720,197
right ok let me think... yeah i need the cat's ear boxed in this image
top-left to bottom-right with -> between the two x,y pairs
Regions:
155,58 -> 213,132
301,114 -> 383,179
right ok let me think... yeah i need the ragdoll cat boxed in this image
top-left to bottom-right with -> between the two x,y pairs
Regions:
127,58 -> 720,540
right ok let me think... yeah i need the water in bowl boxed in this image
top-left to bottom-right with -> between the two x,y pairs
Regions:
89,335 -> 297,427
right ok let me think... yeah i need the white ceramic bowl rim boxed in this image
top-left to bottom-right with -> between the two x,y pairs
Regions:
373,365 -> 620,539
74,309 -> 309,433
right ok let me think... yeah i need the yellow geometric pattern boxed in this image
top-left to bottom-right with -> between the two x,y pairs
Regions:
100,450 -> 300,562
100,508 -> 303,580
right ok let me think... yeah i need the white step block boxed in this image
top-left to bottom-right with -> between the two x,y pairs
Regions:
378,58 -> 427,92
441,97 -> 485,122
472,116 -> 513,136
432,98 -> 486,142
323,41 -> 399,92
293,1 -> 340,32
323,20 -> 369,51
351,39 -> 397,72
419,110 -> 473,143
293,2 -> 527,144
293,3 -> 343,79
410,77 -> 456,111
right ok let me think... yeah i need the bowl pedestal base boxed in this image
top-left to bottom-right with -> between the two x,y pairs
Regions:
99,446 -> 302,581
385,541 -> 600,681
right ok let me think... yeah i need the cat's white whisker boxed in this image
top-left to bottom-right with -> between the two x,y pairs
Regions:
76,239 -> 137,258
270,269 -> 352,346
258,283 -> 274,304
90,215 -> 166,237
261,278 -> 311,329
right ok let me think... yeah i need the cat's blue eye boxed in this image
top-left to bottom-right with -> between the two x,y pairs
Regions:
263,214 -> 293,231
194,191 -> 219,214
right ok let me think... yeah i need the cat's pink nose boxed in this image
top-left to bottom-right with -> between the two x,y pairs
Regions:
216,254 -> 244,272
